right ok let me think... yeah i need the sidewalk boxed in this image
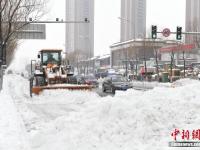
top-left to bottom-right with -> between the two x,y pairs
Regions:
0,91 -> 30,150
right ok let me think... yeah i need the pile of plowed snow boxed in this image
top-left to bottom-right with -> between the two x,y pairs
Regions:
2,73 -> 200,150
0,79 -> 30,150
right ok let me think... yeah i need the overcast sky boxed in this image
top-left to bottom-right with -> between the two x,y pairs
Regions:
16,0 -> 186,59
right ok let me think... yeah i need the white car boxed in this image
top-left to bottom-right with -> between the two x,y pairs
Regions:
198,73 -> 200,80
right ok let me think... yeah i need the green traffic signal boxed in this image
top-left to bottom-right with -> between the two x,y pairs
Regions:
176,26 -> 182,40
151,25 -> 157,39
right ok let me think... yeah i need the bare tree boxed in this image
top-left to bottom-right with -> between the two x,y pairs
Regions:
154,47 -> 160,81
6,39 -> 17,65
142,39 -> 154,80
65,50 -> 87,74
0,0 -> 47,65
170,50 -> 175,82
142,40 -> 147,78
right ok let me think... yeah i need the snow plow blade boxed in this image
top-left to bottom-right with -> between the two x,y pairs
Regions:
31,84 -> 93,95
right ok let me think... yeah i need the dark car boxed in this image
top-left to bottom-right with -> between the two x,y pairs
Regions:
95,69 -> 117,79
68,75 -> 85,84
102,75 -> 133,94
95,72 -> 108,79
83,75 -> 99,87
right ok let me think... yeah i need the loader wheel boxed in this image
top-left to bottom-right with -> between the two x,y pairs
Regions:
102,84 -> 106,92
35,76 -> 45,86
111,87 -> 116,94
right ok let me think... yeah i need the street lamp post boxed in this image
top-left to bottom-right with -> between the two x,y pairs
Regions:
143,39 -> 147,79
135,52 -> 138,77
119,17 -> 135,77
125,48 -> 128,77
118,17 -> 135,41
183,51 -> 186,78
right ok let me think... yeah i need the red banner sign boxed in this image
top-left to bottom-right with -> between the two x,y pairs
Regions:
160,44 -> 196,52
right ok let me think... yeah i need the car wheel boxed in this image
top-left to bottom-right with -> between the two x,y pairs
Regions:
111,86 -> 116,94
102,84 -> 106,92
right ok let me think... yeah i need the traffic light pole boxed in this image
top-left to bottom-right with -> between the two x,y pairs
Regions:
156,31 -> 200,34
151,25 -> 200,40
11,20 -> 90,24
0,19 -> 90,91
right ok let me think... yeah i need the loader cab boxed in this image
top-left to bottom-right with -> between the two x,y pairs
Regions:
39,49 -> 62,66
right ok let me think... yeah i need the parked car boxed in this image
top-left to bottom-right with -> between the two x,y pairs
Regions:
95,68 -> 117,79
102,75 -> 133,94
68,75 -> 85,84
95,72 -> 108,79
83,75 -> 99,87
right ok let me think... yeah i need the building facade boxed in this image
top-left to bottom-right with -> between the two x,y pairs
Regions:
77,54 -> 111,75
185,0 -> 200,46
120,0 -> 146,42
65,0 -> 94,58
110,39 -> 166,69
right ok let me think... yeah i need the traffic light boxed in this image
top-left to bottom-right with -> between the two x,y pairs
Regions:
151,25 -> 157,39
176,26 -> 182,40
84,18 -> 88,22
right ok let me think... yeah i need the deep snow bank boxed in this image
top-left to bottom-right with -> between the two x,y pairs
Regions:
0,76 -> 30,150
132,78 -> 199,89
3,73 -> 200,150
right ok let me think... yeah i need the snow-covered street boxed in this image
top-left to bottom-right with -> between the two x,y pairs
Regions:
1,38 -> 200,150
0,0 -> 198,149
1,71 -> 200,150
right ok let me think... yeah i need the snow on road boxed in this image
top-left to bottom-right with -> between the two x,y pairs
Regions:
1,46 -> 200,149
1,72 -> 200,150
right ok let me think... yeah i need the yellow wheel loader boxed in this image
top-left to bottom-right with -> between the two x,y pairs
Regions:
29,49 -> 93,97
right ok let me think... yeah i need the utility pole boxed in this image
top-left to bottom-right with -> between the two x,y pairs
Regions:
143,39 -> 147,80
154,40 -> 160,82
125,48 -> 128,77
135,52 -> 138,78
170,50 -> 174,82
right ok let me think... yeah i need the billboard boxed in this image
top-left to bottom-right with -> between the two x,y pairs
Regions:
16,24 -> 46,39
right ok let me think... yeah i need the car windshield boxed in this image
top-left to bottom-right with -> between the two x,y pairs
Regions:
43,52 -> 59,65
75,75 -> 84,79
85,76 -> 96,80
110,76 -> 128,82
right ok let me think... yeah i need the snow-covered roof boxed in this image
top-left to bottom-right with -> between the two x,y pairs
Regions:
90,56 -> 99,60
110,38 -> 164,48
98,54 -> 110,60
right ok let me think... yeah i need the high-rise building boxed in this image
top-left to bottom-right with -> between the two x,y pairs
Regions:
185,0 -> 200,45
65,0 -> 94,58
120,0 -> 146,42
